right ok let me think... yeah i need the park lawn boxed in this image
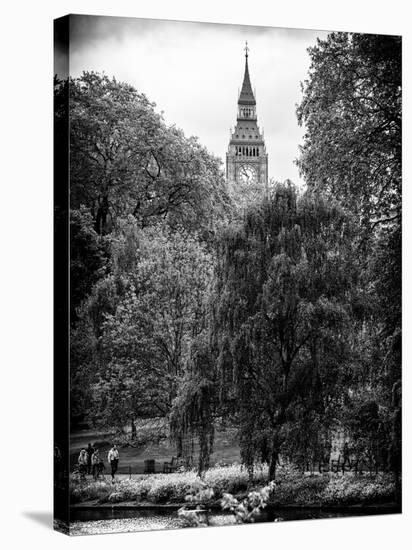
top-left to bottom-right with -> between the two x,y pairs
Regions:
70,421 -> 240,474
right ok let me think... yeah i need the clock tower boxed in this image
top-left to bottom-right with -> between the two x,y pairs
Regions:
226,43 -> 268,200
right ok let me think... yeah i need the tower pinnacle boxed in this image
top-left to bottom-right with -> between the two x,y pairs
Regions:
239,42 -> 255,105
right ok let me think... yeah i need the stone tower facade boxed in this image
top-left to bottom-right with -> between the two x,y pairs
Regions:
226,44 -> 268,199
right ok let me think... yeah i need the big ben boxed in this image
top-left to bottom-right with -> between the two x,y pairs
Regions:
226,43 -> 268,199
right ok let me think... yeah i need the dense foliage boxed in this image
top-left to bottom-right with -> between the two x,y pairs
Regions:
91,224 -> 213,431
60,73 -> 231,426
296,32 -> 401,489
203,183 -> 358,479
67,72 -> 231,236
296,33 -> 401,230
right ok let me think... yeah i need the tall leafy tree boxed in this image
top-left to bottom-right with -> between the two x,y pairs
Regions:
297,33 -> 402,484
297,32 -> 401,230
68,72 -> 231,235
89,222 -> 214,433
296,33 -> 401,485
63,72 -> 232,428
174,183 -> 358,478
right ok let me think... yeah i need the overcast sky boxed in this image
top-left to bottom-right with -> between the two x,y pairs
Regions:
61,15 -> 329,187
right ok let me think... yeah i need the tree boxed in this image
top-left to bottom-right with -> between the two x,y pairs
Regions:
173,182 -> 358,478
88,221 -> 214,433
69,208 -> 107,323
297,33 -> 401,230
297,32 -> 401,482
65,72 -> 233,431
67,72 -> 231,235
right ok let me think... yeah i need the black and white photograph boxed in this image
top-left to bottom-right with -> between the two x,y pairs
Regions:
53,12 -> 402,537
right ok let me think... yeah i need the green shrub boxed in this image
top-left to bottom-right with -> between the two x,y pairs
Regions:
69,465 -> 396,506
321,473 -> 395,505
70,480 -> 113,503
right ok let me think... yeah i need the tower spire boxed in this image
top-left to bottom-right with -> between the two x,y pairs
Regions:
239,42 -> 255,105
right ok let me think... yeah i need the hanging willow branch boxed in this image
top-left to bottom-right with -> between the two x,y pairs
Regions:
170,338 -> 215,476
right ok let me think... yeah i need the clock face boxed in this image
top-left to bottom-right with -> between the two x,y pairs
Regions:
238,164 -> 258,185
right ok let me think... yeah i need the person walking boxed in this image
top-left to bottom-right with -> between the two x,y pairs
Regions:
86,443 -> 94,475
78,449 -> 88,480
108,444 -> 119,481
91,448 -> 100,480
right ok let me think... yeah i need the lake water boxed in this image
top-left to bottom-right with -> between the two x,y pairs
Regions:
70,505 -> 399,536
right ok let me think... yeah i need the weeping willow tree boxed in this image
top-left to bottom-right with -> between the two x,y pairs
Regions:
171,182 -> 359,479
170,337 -> 215,476
212,181 -> 358,480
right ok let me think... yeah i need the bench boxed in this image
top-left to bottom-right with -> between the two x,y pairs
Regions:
163,456 -> 184,473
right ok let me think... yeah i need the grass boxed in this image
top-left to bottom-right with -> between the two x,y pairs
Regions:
70,463 -> 396,507
70,422 -> 240,474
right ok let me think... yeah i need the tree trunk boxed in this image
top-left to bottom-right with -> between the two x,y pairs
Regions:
269,436 -> 280,481
176,434 -> 183,458
131,419 -> 137,440
95,194 -> 109,235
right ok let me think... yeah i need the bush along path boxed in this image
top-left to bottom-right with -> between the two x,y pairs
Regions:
70,464 -> 397,509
